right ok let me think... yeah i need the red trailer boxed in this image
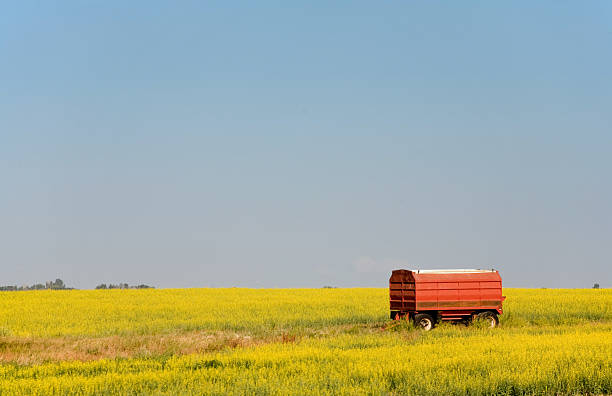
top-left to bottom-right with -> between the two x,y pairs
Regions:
389,269 -> 505,330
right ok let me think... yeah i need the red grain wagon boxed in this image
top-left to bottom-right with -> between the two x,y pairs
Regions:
389,269 -> 505,330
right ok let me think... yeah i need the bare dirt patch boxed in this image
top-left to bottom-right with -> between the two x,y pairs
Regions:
0,331 -> 258,364
0,322 -> 393,364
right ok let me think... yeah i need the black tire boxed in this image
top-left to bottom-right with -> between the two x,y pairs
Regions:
476,311 -> 499,328
413,313 -> 435,331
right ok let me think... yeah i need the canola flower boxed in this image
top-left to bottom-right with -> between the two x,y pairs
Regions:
0,288 -> 609,338
0,288 -> 610,395
0,288 -> 386,338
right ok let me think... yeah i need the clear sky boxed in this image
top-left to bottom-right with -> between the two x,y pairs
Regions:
1,2 -> 611,289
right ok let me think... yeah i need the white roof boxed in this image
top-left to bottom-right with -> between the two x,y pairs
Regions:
413,269 -> 495,274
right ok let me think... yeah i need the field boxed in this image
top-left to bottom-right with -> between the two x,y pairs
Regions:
0,288 -> 610,395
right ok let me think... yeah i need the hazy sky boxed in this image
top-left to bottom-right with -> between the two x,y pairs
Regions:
1,2 -> 611,289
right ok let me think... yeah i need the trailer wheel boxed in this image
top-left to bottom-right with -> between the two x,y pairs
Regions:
476,311 -> 499,328
414,313 -> 435,331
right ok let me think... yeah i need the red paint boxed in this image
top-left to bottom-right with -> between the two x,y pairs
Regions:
389,269 -> 504,322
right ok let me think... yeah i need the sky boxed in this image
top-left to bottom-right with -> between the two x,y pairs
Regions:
1,1 -> 611,289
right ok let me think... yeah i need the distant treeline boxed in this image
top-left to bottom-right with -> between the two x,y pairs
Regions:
95,283 -> 154,289
0,278 -> 72,291
0,278 -> 154,291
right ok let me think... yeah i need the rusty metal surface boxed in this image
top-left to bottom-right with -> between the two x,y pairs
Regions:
389,269 -> 504,317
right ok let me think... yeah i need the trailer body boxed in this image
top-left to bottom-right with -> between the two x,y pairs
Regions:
389,269 -> 504,324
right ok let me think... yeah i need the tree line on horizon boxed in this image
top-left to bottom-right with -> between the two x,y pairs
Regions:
0,278 -> 70,291
95,283 -> 154,289
0,278 -> 154,291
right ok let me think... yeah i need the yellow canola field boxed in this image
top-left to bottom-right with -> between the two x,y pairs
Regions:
1,324 -> 610,395
0,288 -> 386,338
0,288 -> 609,337
0,288 -> 611,395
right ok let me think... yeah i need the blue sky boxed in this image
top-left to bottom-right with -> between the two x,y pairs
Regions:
1,2 -> 611,288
